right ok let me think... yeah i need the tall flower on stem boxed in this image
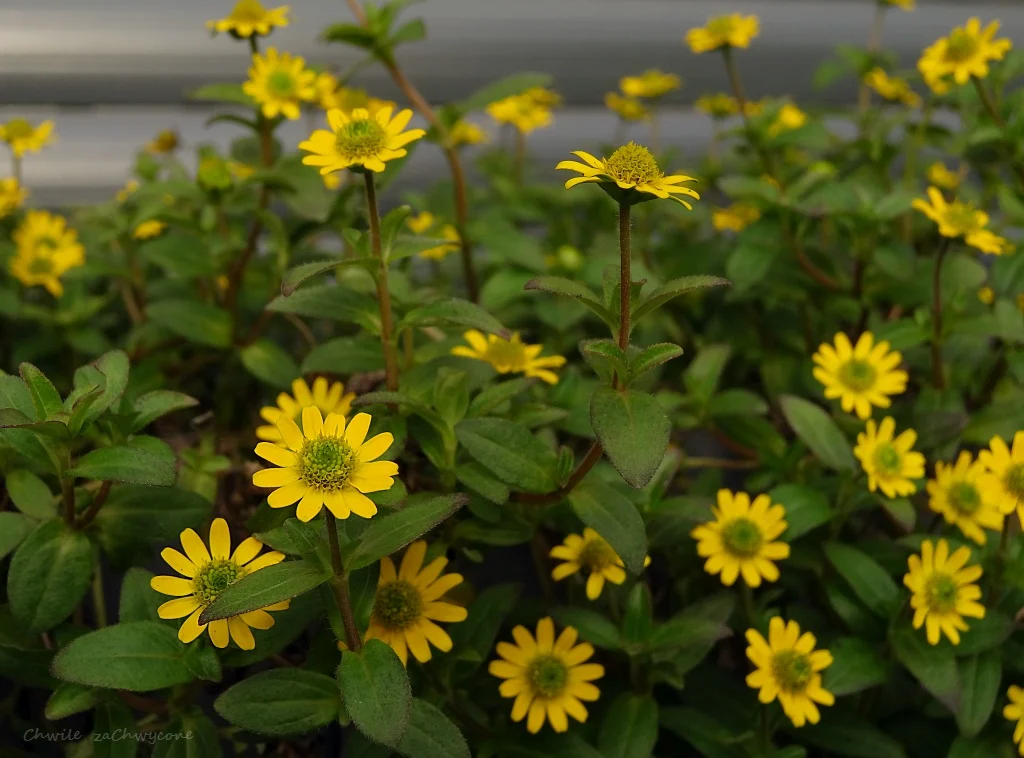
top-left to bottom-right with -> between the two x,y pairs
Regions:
978,432 -> 1024,524
918,18 -> 1011,94
207,0 -> 290,38
854,417 -> 925,498
811,332 -> 908,420
903,539 -> 985,645
242,47 -> 317,121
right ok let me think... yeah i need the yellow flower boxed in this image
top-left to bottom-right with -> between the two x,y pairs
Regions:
918,18 -> 1012,93
712,203 -> 760,232
0,118 -> 55,157
523,87 -> 562,109
242,47 -> 317,121
116,179 -> 139,204
854,417 -> 925,498
299,106 -> 425,175
768,103 -> 808,137
9,211 -> 86,298
0,177 -> 28,218
685,14 -> 760,54
913,187 -> 1012,255
927,452 -> 1004,545
1005,685 -> 1024,757
313,72 -> 342,110
978,432 -> 1024,524
746,617 -> 834,727
549,528 -> 650,600
605,93 -> 650,122
406,211 -> 435,235
364,540 -> 467,666
253,407 -> 396,522
882,0 -> 914,10
977,286 -> 996,305
256,376 -> 356,444
812,332 -> 907,420
691,489 -> 790,587
323,172 -> 344,190
904,538 -> 985,645
927,162 -> 964,191
487,95 -> 552,135
619,70 -> 681,100
419,225 -> 460,261
863,68 -> 922,108
489,617 -> 603,734
556,143 -> 700,208
145,129 -> 179,155
151,518 -> 288,650
133,220 -> 167,240
447,119 -> 488,147
451,330 -> 566,385
696,93 -> 740,118
207,0 -> 289,38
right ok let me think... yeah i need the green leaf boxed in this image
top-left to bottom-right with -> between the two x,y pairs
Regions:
632,275 -> 730,324
132,390 -> 199,432
118,568 -> 161,622
955,610 -> 1015,655
400,298 -> 508,337
890,622 -> 961,711
148,300 -> 233,348
152,708 -> 222,758
455,418 -> 558,493
628,343 -> 684,381
282,258 -> 347,295
93,485 -> 212,566
240,340 -> 300,390
568,480 -> 647,574
551,607 -> 623,650
598,693 -> 658,758
822,637 -> 890,696
447,584 -> 521,667
780,395 -> 854,471
69,444 -> 176,486
467,378 -> 533,418
5,468 -> 57,519
683,344 -> 732,403
770,484 -> 831,540
302,335 -> 387,375
0,512 -> 34,560
267,283 -> 378,325
339,639 -> 412,748
45,682 -> 99,720
622,584 -> 653,645
19,362 -> 62,420
74,350 -> 130,431
215,669 -> 341,736
659,707 -> 749,758
824,543 -> 900,617
591,387 -> 671,488
8,519 -> 94,631
706,389 -> 768,417
455,462 -> 510,504
956,651 -> 1001,738
344,494 -> 468,571
796,709 -> 907,758
524,276 -> 617,331
189,82 -> 255,106
434,368 -> 469,426
92,698 -> 138,758
200,559 -> 329,623
457,72 -> 553,113
396,698 -> 471,758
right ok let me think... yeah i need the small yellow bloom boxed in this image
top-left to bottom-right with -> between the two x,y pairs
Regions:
256,376 -> 355,444
712,203 -> 760,233
695,93 -> 740,118
522,87 -> 562,109
116,179 -> 139,204
854,417 -> 926,498
451,330 -> 566,385
927,452 -> 1004,545
420,225 -> 460,261
881,0 -> 914,10
146,129 -> 180,155
207,0 -> 289,38
685,14 -> 760,54
447,119 -> 488,147
691,489 -> 790,587
132,220 -> 167,240
229,161 -> 256,180
549,528 -> 650,600
0,118 -> 55,157
489,617 -> 603,734
812,332 -> 908,420
557,143 -> 700,208
913,187 -> 1012,255
904,539 -> 985,645
151,518 -> 288,650
768,103 -> 808,137
487,95 -> 552,135
242,47 -> 317,121
323,172 -> 344,190
364,540 -> 467,666
918,18 -> 1012,94
745,617 -> 834,727
9,211 -> 86,298
977,286 -> 996,305
313,72 -> 342,111
978,432 -> 1024,525
927,162 -> 964,191
619,70 -> 681,100
605,93 -> 650,122
299,106 -> 425,174
863,68 -> 922,108
1004,685 -> 1024,756
0,177 -> 28,218
406,211 -> 435,235
253,407 -> 396,522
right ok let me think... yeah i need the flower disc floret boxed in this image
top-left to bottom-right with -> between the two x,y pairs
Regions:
374,580 -> 424,630
193,559 -> 243,605
300,106 -> 425,174
298,436 -> 357,491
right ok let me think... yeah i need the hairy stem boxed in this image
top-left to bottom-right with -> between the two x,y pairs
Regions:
517,441 -> 604,505
618,203 -> 632,352
91,563 -> 108,627
324,511 -> 362,651
75,480 -> 112,530
363,171 -> 400,392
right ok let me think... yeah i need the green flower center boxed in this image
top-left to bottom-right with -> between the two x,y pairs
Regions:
873,443 -> 903,475
948,482 -> 981,515
604,142 -> 663,186
771,650 -> 813,693
579,537 -> 616,572
374,580 -> 423,630
944,202 -> 984,234
1005,463 -> 1024,499
925,572 -> 959,613
721,517 -> 763,558
4,119 -> 33,139
336,118 -> 387,158
233,0 -> 267,22
198,157 -> 233,190
27,256 -> 53,275
193,559 -> 243,605
838,359 -> 877,391
707,17 -> 737,39
945,30 -> 979,62
298,436 -> 356,492
526,654 -> 568,698
267,69 -> 296,98
482,337 -> 526,372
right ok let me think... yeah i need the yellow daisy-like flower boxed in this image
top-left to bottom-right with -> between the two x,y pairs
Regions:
1005,685 -> 1024,757
812,332 -> 908,420
685,14 -> 760,54
712,203 -> 760,232
979,432 -> 1024,524
133,220 -> 167,240
696,93 -> 740,118
549,528 -> 650,600
0,177 -> 28,218
207,0 -> 289,38
882,0 -> 914,10
145,129 -> 179,155
151,518 -> 288,650
863,68 -> 922,108
918,18 -> 1012,93
854,417 -> 926,498
253,407 -> 396,522
523,87 -> 562,110
242,47 -> 316,121
605,92 -> 650,122
913,187 -> 1011,255
977,286 -> 996,305
0,118 -> 55,158
745,617 -> 834,728
487,95 -> 553,135
451,330 -> 566,385
691,489 -> 790,588
299,106 -> 425,175
490,618 -> 603,734
313,72 -> 343,111
904,538 -> 985,645
406,211 -> 435,235
364,540 -> 467,666
927,162 -> 964,191
768,103 -> 807,137
419,225 -> 460,262
116,179 -> 139,204
927,452 -> 1004,545
447,119 -> 488,147
9,211 -> 86,298
256,377 -> 355,444
619,70 -> 681,100
556,142 -> 700,208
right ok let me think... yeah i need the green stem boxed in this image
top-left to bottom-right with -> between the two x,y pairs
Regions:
75,480 -> 112,530
91,563 -> 108,627
931,237 -> 950,390
618,203 -> 631,352
740,582 -> 757,626
721,46 -> 775,178
61,477 -> 76,525
324,511 -> 362,651
971,75 -> 1024,188
363,171 -> 400,392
